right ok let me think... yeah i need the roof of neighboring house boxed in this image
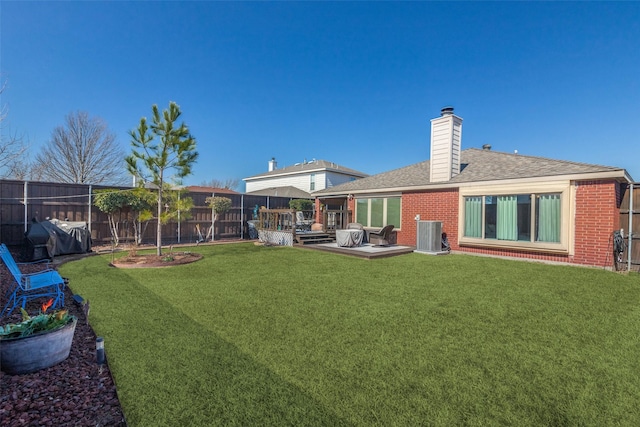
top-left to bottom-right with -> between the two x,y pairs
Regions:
186,186 -> 239,194
314,148 -> 630,196
244,159 -> 368,181
245,186 -> 312,198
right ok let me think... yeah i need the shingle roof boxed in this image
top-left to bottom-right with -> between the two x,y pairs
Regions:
187,186 -> 239,194
245,186 -> 312,198
244,159 -> 368,180
314,148 -> 627,195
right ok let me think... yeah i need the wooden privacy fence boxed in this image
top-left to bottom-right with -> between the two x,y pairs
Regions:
619,183 -> 640,272
0,180 -> 300,247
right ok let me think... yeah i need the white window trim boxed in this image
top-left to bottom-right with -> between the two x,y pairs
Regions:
458,182 -> 574,254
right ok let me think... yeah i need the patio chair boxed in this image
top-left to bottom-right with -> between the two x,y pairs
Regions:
369,225 -> 395,246
295,211 -> 313,232
1,244 -> 66,317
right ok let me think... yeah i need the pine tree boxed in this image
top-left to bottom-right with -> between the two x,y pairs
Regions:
126,102 -> 198,255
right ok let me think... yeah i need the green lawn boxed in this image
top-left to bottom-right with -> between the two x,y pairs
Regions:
60,243 -> 640,426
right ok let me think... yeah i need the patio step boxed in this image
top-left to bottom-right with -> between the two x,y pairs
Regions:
295,233 -> 334,245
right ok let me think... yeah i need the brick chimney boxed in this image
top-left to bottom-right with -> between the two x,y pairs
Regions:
429,107 -> 463,182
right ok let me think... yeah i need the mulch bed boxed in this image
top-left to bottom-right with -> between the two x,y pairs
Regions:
110,251 -> 203,268
1,250 -> 127,427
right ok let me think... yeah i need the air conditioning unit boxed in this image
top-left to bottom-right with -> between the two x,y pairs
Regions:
415,220 -> 448,255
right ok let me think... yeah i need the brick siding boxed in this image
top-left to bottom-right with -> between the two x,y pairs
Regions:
395,180 -> 620,268
573,180 -> 619,267
398,190 -> 459,247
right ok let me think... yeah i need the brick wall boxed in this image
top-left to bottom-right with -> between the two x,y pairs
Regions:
394,180 -> 620,268
573,180 -> 620,267
398,190 -> 459,247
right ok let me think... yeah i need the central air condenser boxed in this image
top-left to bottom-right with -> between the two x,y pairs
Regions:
415,220 -> 449,255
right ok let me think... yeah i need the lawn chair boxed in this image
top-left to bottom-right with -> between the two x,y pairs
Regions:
295,211 -> 313,232
1,244 -> 66,317
369,225 -> 395,246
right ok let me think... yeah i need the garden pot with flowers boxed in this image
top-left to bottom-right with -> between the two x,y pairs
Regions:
0,299 -> 77,375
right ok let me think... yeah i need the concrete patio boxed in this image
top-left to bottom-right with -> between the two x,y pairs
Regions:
300,242 -> 416,259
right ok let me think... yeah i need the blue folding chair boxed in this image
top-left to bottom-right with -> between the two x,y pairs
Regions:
1,244 -> 66,316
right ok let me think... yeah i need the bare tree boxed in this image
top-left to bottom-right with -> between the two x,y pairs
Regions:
9,157 -> 47,181
0,80 -> 29,178
34,111 -> 129,185
200,178 -> 239,190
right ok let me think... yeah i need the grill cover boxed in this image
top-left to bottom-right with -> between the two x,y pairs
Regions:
24,219 -> 92,261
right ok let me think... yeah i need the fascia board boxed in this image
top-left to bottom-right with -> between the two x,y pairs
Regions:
315,170 -> 628,197
245,167 -> 365,182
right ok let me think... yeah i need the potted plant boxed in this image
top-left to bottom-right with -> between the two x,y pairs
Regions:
0,300 -> 77,375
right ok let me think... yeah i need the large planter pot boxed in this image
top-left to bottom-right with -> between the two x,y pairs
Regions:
0,317 -> 77,375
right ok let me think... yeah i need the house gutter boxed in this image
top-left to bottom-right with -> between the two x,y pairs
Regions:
244,168 -> 368,181
314,170 -> 631,198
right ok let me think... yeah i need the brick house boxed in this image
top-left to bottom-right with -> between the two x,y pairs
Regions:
313,107 -> 633,267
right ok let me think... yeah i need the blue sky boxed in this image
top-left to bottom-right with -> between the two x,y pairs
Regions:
1,1 -> 639,189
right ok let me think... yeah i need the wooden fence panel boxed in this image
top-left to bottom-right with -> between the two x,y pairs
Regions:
619,183 -> 640,272
1,180 -> 29,244
0,180 -> 303,247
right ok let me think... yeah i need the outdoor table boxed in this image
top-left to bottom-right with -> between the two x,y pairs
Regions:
336,229 -> 364,247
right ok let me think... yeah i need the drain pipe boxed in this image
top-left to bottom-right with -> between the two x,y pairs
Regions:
628,183 -> 634,272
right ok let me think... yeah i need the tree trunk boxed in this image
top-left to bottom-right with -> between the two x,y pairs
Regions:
108,214 -> 119,247
157,183 -> 163,256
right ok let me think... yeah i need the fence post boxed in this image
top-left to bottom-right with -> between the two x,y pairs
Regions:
211,192 -> 215,242
628,183 -> 634,272
88,185 -> 92,232
240,194 -> 244,239
23,181 -> 28,232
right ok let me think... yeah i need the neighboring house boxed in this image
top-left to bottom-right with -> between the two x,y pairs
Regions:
186,186 -> 239,195
314,107 -> 634,268
244,185 -> 314,199
244,158 -> 368,197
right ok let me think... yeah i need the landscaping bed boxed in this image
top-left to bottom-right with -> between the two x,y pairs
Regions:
110,250 -> 202,268
0,253 -> 126,427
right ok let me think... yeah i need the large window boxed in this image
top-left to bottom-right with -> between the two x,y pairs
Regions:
355,197 -> 401,229
464,193 -> 561,243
